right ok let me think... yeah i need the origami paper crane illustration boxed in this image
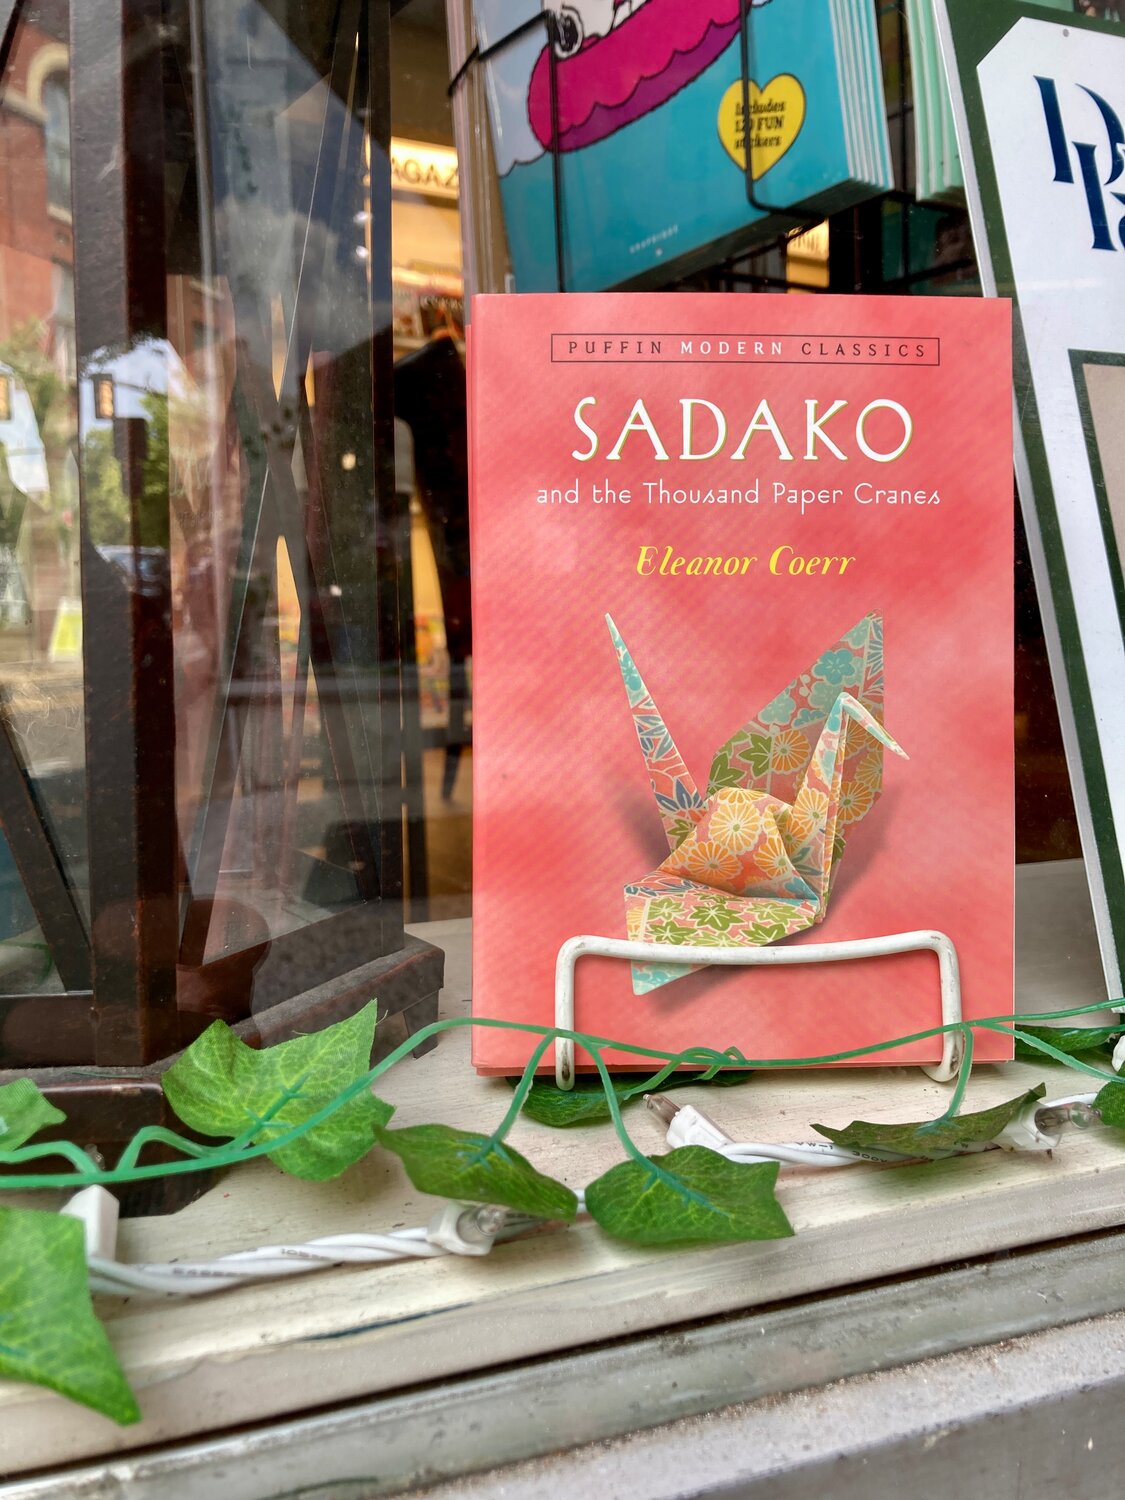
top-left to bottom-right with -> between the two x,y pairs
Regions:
608,611 -> 907,994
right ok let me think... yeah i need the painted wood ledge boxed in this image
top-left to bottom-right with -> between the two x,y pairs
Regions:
0,859 -> 1118,1475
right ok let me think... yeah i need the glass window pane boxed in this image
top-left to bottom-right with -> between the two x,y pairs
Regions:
160,0 -> 395,979
43,77 -> 70,213
0,0 -> 84,993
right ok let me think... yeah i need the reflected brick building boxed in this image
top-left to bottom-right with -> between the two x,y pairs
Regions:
0,3 -> 72,363
0,0 -> 73,654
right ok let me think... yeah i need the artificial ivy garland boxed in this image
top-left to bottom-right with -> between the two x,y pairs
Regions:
0,1000 -> 1122,1427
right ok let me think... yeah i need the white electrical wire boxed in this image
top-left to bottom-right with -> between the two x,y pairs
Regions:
66,1091 -> 1108,1300
652,1092 -> 1104,1171
720,1141 -> 873,1167
86,1229 -> 446,1297
74,1201 -> 546,1299
724,1092 -> 1100,1168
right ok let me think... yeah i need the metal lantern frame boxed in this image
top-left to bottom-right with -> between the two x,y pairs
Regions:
0,0 -> 442,1203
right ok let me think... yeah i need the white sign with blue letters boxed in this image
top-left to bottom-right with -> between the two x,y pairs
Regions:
938,3 -> 1125,1002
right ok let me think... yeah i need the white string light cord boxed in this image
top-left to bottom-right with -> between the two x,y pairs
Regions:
73,1199 -> 546,1298
63,1090 -> 1103,1300
646,1091 -> 1102,1163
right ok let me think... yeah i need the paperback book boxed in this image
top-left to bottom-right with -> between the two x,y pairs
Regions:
904,0 -> 963,204
469,293 -> 1013,1073
471,0 -> 893,292
905,0 -> 1071,204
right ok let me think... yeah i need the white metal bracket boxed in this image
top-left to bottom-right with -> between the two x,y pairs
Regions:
553,930 -> 963,1090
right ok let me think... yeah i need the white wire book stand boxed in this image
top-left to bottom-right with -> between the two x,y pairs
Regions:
553,930 -> 964,1090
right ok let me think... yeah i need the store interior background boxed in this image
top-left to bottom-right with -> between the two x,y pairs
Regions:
0,0 -> 1085,958
389,0 -> 1081,923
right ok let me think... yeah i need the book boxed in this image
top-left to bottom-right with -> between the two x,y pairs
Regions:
905,0 -> 1072,206
905,0 -> 964,204
470,0 -> 893,292
469,292 -> 1013,1073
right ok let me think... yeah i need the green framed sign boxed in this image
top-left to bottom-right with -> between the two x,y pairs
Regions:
935,0 -> 1125,1000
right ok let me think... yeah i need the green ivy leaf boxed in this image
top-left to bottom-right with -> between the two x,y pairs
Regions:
0,1079 -> 65,1152
1095,1080 -> 1125,1129
0,1207 -> 139,1424
518,1075 -> 639,1127
516,1069 -> 754,1128
813,1085 -> 1047,1161
1014,1025 -> 1123,1061
163,1001 -> 391,1180
704,1068 -> 759,1088
376,1123 -> 577,1220
585,1147 -> 794,1245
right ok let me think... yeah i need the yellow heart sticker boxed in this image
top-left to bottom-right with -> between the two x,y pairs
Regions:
718,75 -> 806,179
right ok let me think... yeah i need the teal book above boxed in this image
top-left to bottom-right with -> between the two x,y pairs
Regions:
472,0 -> 894,291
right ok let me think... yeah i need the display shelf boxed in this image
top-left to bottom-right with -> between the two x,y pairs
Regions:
0,860 -> 1117,1476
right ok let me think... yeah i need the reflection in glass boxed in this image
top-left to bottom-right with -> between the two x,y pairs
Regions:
0,0 -> 406,1044
0,1 -> 82,990
166,0 -> 393,978
43,74 -> 70,213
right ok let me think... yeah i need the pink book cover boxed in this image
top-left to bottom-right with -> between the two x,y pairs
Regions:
468,293 -> 1013,1073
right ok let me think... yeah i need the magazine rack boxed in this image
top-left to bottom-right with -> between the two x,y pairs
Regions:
553,930 -> 964,1089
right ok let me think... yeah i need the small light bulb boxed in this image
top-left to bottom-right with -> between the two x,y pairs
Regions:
472,1205 -> 509,1235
